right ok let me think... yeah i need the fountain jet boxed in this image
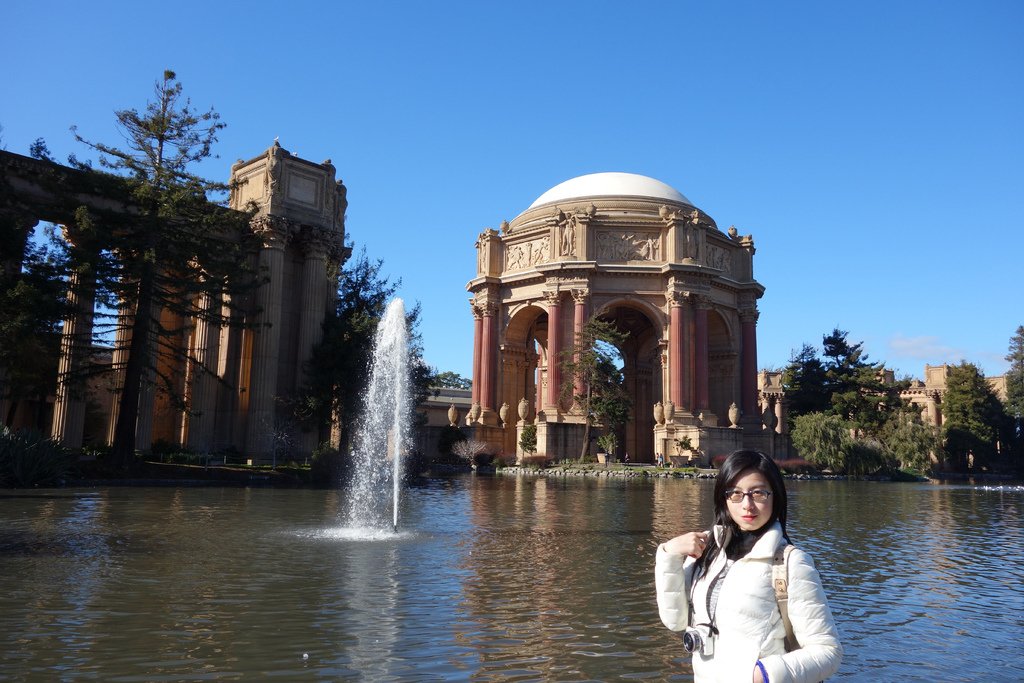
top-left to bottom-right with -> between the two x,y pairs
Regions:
344,298 -> 410,532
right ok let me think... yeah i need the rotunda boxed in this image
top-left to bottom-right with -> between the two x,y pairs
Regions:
466,172 -> 768,463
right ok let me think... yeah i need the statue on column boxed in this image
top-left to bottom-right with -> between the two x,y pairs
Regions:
686,209 -> 703,262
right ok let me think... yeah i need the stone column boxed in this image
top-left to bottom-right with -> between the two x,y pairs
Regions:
572,289 -> 588,403
694,298 -> 710,414
480,302 -> 497,413
470,303 -> 483,409
544,292 -> 562,412
134,299 -> 162,453
183,292 -> 221,452
685,300 -> 695,413
50,265 -> 95,449
535,364 -> 545,416
245,218 -> 289,461
669,293 -> 684,410
740,308 -> 759,423
105,308 -> 132,445
213,292 -> 243,452
295,233 -> 330,382
294,232 -> 330,454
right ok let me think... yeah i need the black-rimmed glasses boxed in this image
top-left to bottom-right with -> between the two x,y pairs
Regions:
724,488 -> 772,503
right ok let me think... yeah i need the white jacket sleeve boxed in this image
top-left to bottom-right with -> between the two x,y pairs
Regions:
654,544 -> 696,632
760,548 -> 843,683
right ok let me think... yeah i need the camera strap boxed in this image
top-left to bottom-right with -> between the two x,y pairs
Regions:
690,558 -> 732,636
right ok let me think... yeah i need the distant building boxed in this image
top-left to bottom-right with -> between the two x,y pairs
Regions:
900,364 -> 1008,430
761,363 -> 1009,435
415,387 -> 473,459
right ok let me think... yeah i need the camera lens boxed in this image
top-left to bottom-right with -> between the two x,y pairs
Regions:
682,630 -> 700,653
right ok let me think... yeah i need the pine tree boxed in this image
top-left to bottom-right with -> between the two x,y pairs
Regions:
942,362 -> 1006,471
1005,327 -> 1024,428
821,328 -> 907,435
1002,326 -> 1024,467
302,248 -> 430,455
781,343 -> 829,426
433,371 -> 472,390
71,71 -> 256,465
0,228 -> 66,425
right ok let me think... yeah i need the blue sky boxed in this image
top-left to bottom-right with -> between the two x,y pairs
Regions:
4,1 -> 1021,380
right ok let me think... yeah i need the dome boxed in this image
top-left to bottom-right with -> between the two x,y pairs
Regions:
527,172 -> 692,209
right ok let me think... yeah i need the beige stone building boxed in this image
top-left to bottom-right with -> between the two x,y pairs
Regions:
415,387 -> 473,458
1,144 -> 348,463
465,173 -> 780,464
901,364 -> 1008,429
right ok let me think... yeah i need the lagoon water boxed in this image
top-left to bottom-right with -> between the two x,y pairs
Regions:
1,476 -> 1022,681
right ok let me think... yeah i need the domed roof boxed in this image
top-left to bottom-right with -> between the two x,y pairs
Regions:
527,172 -> 692,209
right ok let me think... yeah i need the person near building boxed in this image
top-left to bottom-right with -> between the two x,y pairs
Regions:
654,450 -> 842,682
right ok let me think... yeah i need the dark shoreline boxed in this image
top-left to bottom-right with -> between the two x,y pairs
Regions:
56,460 -> 1023,488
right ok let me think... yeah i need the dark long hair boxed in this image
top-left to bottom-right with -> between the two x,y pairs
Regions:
697,450 -> 789,575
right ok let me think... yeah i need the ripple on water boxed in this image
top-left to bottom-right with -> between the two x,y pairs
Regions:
1,480 -> 1021,682
296,526 -> 415,542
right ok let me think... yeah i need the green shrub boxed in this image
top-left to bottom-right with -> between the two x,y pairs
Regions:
596,433 -> 618,455
0,427 -> 75,487
519,424 -> 537,456
847,439 -> 888,476
791,412 -> 851,472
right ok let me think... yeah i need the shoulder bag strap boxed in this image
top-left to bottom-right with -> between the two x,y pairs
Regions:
772,544 -> 799,651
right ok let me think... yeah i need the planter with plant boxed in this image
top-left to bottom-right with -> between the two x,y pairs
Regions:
671,436 -> 698,467
596,433 -> 618,464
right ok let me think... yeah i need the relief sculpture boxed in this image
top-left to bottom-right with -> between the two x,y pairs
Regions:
530,236 -> 550,265
596,230 -> 661,262
704,244 -> 732,273
505,236 -> 550,272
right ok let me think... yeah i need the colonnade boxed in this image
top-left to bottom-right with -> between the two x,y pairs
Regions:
3,144 -> 348,462
46,219 -> 337,458
468,285 -> 761,428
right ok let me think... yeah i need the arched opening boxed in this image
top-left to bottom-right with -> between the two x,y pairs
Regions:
592,303 -> 661,463
707,309 -> 737,425
501,304 -> 547,454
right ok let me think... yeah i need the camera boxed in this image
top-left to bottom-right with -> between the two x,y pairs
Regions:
682,624 -> 715,656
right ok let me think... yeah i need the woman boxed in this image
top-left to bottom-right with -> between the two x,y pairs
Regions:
655,450 -> 842,682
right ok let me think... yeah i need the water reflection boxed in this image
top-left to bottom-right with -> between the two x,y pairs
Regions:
0,479 -> 1021,681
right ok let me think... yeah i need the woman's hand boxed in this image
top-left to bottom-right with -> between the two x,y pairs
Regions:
661,531 -> 707,558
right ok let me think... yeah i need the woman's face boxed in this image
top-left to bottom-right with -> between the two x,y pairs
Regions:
725,467 -> 774,532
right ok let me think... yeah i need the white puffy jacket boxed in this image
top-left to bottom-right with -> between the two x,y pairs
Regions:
655,522 -> 842,682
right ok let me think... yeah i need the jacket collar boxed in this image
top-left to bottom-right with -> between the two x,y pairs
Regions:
711,521 -> 784,560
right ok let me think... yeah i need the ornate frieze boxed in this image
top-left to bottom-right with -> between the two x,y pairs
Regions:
505,235 -> 550,271
704,243 -> 732,272
595,230 -> 661,262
